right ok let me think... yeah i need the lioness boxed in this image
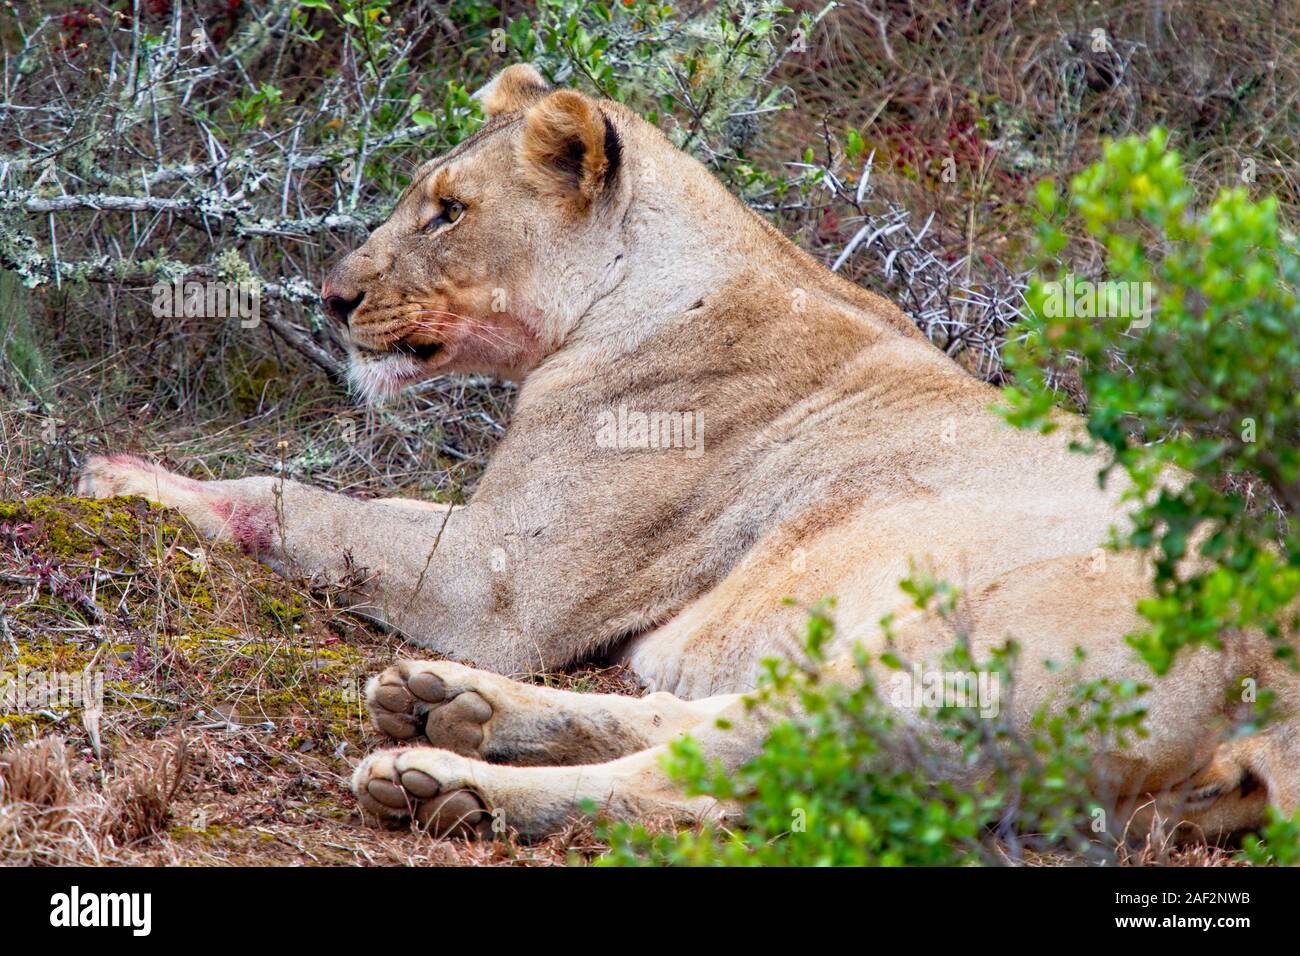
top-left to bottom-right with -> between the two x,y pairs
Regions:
80,65 -> 1298,842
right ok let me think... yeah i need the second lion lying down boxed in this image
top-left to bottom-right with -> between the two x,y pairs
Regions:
80,65 -> 1300,841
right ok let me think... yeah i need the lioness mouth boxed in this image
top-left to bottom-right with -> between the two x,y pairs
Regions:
357,338 -> 443,362
391,338 -> 443,361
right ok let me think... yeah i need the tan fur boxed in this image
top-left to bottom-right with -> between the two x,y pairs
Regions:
80,67 -> 1299,843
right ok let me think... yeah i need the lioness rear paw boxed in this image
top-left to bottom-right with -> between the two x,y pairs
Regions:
365,661 -> 493,756
352,747 -> 491,838
1186,748 -> 1249,809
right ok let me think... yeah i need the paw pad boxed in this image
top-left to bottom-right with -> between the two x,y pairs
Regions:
360,761 -> 490,838
367,664 -> 493,756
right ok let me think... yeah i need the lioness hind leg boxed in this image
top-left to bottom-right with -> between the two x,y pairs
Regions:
365,659 -> 740,766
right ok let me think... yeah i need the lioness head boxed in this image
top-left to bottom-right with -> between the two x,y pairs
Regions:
322,64 -> 644,401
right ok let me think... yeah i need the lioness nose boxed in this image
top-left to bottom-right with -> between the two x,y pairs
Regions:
321,281 -> 364,325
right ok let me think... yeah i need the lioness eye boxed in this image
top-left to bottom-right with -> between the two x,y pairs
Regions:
425,199 -> 465,232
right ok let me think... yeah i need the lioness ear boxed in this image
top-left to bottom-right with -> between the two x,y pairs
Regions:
473,64 -> 550,118
519,90 -> 621,214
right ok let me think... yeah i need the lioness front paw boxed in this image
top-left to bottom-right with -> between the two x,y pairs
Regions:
77,453 -> 188,504
352,747 -> 491,838
365,660 -> 493,756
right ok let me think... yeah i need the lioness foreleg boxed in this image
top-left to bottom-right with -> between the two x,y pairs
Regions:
78,454 -> 455,560
365,658 -> 739,765
76,454 -> 501,652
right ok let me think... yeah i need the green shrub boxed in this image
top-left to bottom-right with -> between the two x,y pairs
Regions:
597,585 -> 1147,866
1000,129 -> 1300,675
1005,131 -> 1300,864
1239,808 -> 1300,866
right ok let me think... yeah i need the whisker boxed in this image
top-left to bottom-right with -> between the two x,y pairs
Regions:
405,312 -> 515,349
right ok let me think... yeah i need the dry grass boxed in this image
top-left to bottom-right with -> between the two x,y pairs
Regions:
0,728 -> 619,866
0,734 -> 184,865
777,1 -> 1299,240
766,1 -> 1298,379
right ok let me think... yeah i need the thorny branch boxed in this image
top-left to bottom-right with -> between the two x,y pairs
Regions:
0,1 -> 470,383
821,153 -> 1030,382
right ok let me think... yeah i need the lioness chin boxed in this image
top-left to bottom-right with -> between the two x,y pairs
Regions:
79,64 -> 1299,844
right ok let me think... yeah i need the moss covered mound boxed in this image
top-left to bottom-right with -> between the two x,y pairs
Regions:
0,495 -> 371,744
